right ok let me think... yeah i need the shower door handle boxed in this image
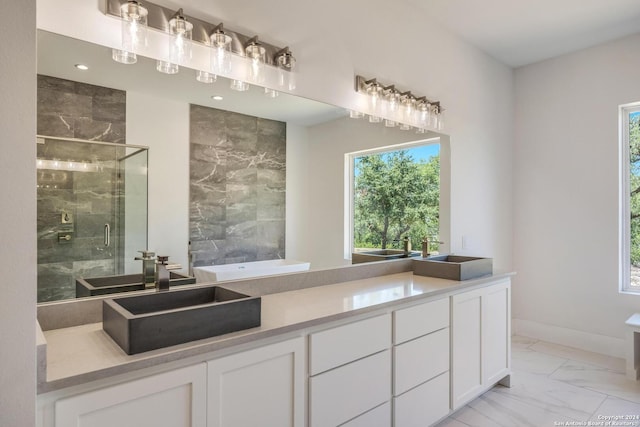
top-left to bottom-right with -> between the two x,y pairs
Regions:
104,223 -> 110,247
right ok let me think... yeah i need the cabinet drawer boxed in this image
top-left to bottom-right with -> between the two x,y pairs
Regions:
309,313 -> 390,375
394,297 -> 449,344
310,350 -> 391,427
394,371 -> 450,427
394,327 -> 449,395
341,402 -> 391,427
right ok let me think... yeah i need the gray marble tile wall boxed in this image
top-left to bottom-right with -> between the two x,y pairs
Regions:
189,104 -> 286,267
37,75 -> 126,302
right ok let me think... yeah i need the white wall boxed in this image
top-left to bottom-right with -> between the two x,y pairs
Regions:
513,33 -> 640,356
285,124 -> 310,262
127,92 -> 191,270
0,1 -> 36,426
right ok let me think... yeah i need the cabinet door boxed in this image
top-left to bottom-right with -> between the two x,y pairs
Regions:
451,288 -> 483,409
482,281 -> 511,386
55,364 -> 207,427
207,337 -> 305,427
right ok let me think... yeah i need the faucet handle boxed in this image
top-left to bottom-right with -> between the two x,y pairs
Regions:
137,250 -> 155,259
157,255 -> 169,265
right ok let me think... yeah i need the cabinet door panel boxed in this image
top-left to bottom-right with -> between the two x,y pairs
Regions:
207,337 -> 305,427
483,281 -> 511,385
394,327 -> 449,396
394,372 -> 449,427
341,402 -> 391,427
310,350 -> 390,427
451,288 -> 483,409
394,297 -> 449,344
309,314 -> 390,375
55,364 -> 207,427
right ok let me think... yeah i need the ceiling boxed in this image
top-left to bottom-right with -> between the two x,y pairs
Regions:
406,0 -> 640,67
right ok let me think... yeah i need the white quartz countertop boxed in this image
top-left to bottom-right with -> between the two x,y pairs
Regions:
39,271 -> 512,393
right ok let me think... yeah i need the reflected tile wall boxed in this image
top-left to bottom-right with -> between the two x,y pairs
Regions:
189,105 -> 286,267
37,75 -> 126,302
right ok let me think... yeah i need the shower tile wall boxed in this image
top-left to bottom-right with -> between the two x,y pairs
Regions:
190,104 -> 286,267
37,75 -> 126,302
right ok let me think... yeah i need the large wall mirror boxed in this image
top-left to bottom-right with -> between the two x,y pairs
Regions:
36,29 -> 450,303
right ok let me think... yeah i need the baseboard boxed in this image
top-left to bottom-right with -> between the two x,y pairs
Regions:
512,318 -> 625,359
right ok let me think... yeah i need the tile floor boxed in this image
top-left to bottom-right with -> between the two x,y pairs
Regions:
436,336 -> 640,427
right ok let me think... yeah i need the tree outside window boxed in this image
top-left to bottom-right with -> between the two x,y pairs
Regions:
353,144 -> 440,253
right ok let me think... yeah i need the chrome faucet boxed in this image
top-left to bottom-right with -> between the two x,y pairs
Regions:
134,250 -> 156,288
155,255 -> 170,292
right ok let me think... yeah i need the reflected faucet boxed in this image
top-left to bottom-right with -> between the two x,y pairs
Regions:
135,250 -> 156,288
155,255 -> 170,292
393,236 -> 411,257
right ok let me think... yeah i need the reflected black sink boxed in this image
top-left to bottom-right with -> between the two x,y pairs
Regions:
352,250 -> 422,264
76,272 -> 196,298
103,286 -> 261,354
413,255 -> 493,281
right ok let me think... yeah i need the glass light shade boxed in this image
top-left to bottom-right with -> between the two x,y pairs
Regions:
415,127 -> 427,134
369,115 -> 382,123
156,60 -> 178,74
264,88 -> 279,98
245,41 -> 266,83
158,12 -> 193,74
230,79 -> 249,91
399,123 -> 412,131
384,119 -> 397,127
349,110 -> 364,119
112,49 -> 137,64
210,31 -> 232,75
387,91 -> 400,113
196,70 -> 216,84
276,51 -> 296,70
114,1 -> 148,64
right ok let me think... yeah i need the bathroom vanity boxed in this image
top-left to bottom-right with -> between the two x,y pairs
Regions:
36,261 -> 511,427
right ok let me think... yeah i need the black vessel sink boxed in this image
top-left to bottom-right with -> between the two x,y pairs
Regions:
103,286 -> 261,354
76,272 -> 196,297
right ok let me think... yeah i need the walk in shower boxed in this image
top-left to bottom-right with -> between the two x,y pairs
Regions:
36,136 -> 148,302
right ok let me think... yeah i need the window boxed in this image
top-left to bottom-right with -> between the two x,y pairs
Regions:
620,103 -> 640,293
346,140 -> 441,257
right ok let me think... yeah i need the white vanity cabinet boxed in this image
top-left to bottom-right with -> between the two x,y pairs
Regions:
53,363 -> 207,427
308,314 -> 392,427
392,297 -> 451,427
207,337 -> 305,427
451,280 -> 511,409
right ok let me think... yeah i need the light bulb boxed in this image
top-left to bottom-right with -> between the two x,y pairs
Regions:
245,37 -> 266,83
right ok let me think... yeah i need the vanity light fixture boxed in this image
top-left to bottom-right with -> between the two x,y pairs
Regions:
245,36 -> 266,83
209,23 -> 232,75
354,75 -> 444,132
112,0 -> 148,64
156,8 -> 193,75
106,0 -> 297,92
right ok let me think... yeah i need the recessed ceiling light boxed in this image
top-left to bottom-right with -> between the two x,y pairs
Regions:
211,95 -> 223,101
74,64 -> 89,71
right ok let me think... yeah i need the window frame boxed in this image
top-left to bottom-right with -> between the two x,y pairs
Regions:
619,102 -> 640,294
344,137 -> 444,260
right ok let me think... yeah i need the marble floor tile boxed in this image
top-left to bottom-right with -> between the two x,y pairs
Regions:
530,341 -> 626,373
453,390 -> 579,427
511,348 -> 568,375
492,370 -> 607,421
550,360 -> 640,404
435,417 -> 470,427
512,335 -> 538,351
590,396 -> 640,425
